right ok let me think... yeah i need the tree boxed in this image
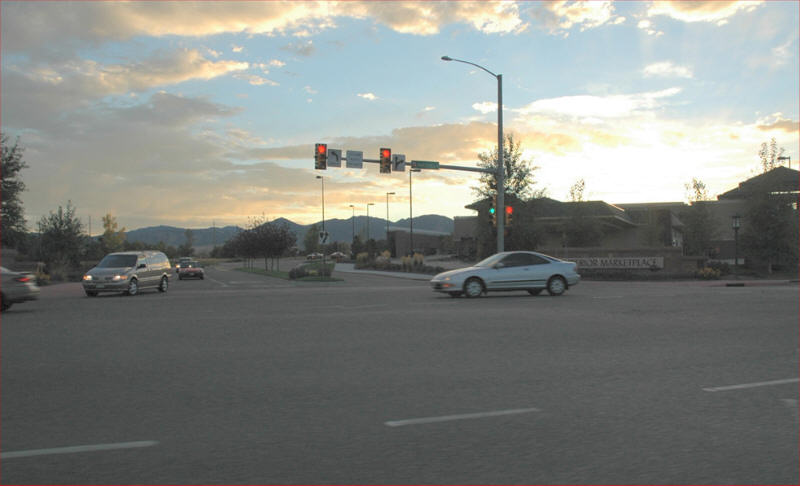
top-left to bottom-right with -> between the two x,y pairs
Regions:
742,140 -> 798,273
177,229 -> 195,257
1,134 -> 29,247
680,178 -> 717,257
101,213 -> 126,253
758,137 -> 785,173
473,133 -> 545,202
303,223 -> 320,253
568,178 -> 585,203
36,201 -> 86,272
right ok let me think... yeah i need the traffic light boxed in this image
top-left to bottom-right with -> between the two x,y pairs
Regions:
315,143 -> 327,170
505,205 -> 513,226
379,148 -> 392,174
489,206 -> 497,227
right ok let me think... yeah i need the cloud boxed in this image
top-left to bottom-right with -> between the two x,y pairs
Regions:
234,73 -> 279,86
529,1 -> 625,36
643,61 -> 694,79
646,1 -> 763,26
357,93 -> 378,101
0,1 -> 529,58
281,39 -> 315,57
472,102 -> 498,114
756,113 -> 800,134
637,19 -> 664,36
514,88 -> 682,120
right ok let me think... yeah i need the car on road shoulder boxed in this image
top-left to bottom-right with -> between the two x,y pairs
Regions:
82,251 -> 171,297
1,266 -> 40,311
430,251 -> 580,298
178,261 -> 205,280
306,252 -> 323,260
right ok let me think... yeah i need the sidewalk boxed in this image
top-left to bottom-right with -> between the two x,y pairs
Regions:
333,263 -> 433,281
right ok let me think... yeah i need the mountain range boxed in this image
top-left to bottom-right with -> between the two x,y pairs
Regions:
125,214 -> 455,250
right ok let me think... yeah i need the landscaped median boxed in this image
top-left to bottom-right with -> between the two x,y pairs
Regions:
236,261 -> 341,282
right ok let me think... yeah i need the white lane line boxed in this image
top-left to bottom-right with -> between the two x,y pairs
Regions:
385,407 -> 540,427
1,440 -> 158,459
702,378 -> 799,392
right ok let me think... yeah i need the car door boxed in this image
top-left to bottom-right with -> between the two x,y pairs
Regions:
489,253 -> 529,289
138,254 -> 155,288
528,254 -> 555,288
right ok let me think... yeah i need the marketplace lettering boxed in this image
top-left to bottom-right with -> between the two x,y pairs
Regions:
573,257 -> 664,269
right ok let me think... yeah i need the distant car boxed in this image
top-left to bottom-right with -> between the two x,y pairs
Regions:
178,261 -> 204,280
329,251 -> 346,261
430,251 -> 580,298
306,252 -> 323,260
82,251 -> 171,296
1,266 -> 40,311
176,257 -> 192,274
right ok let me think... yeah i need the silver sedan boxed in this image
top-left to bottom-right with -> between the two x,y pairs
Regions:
1,266 -> 40,311
430,251 -> 580,298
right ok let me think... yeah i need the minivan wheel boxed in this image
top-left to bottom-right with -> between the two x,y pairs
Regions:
463,278 -> 484,298
158,276 -> 168,293
546,276 -> 567,296
126,278 -> 139,296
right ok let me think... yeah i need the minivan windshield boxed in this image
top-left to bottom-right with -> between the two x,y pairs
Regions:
96,254 -> 137,268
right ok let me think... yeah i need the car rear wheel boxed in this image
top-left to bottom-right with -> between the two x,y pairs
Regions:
126,278 -> 139,296
463,278 -> 484,298
547,276 -> 566,296
158,276 -> 168,293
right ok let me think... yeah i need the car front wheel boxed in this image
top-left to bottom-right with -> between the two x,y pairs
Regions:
126,278 -> 139,296
546,276 -> 567,296
463,278 -> 484,298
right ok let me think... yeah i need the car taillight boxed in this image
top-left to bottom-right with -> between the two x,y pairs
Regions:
14,276 -> 31,283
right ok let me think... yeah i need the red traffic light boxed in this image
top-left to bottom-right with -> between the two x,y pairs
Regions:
379,147 -> 391,174
381,148 -> 391,159
317,144 -> 327,155
315,143 -> 327,170
505,206 -> 513,214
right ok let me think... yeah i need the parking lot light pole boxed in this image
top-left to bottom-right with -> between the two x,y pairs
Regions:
349,204 -> 355,243
409,168 -> 420,255
366,202 -> 374,241
385,192 -> 395,249
441,55 -> 504,253
316,175 -> 325,263
732,215 -> 741,277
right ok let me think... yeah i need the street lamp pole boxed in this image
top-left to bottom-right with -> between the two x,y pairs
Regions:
732,215 -> 741,277
366,202 -> 374,241
349,204 -> 355,243
409,168 -> 420,255
442,55 -> 504,253
386,192 -> 395,252
315,176 -> 325,235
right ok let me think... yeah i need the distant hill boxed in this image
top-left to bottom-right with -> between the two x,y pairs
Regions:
124,215 -> 454,250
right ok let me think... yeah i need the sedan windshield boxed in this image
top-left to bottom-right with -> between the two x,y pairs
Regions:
97,254 -> 137,268
474,253 -> 507,268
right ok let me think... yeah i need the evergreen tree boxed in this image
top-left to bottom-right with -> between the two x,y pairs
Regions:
1,134 -> 29,247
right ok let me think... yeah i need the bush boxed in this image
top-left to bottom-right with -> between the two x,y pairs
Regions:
706,260 -> 731,275
289,262 -> 334,279
696,267 -> 722,280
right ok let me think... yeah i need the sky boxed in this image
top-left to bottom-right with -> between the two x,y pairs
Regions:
1,1 -> 798,232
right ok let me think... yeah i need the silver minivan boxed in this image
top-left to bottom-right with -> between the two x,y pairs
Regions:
82,251 -> 171,297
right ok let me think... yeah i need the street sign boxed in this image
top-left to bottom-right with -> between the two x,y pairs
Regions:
392,154 -> 406,172
346,150 -> 363,169
327,149 -> 342,168
318,231 -> 329,245
411,160 -> 439,170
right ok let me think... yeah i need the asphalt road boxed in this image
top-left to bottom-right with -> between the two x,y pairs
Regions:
1,263 -> 798,484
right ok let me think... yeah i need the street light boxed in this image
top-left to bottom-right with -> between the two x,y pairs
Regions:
366,202 -> 375,241
732,214 -> 741,276
385,192 -> 395,247
316,176 -> 325,236
442,55 -> 504,252
778,156 -> 791,169
409,168 -> 421,255
349,204 -> 356,244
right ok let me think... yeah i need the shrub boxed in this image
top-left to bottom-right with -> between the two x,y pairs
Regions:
696,267 -> 722,280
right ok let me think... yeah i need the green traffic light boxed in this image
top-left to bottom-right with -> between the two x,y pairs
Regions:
489,207 -> 496,214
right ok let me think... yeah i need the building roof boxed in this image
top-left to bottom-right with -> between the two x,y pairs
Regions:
717,166 -> 799,200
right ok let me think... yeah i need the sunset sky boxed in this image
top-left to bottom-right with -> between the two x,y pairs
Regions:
1,1 -> 797,232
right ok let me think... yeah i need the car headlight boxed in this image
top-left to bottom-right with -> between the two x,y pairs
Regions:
82,275 -> 92,281
442,276 -> 451,281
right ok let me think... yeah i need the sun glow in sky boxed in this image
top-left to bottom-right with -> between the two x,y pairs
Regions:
1,1 -> 797,231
